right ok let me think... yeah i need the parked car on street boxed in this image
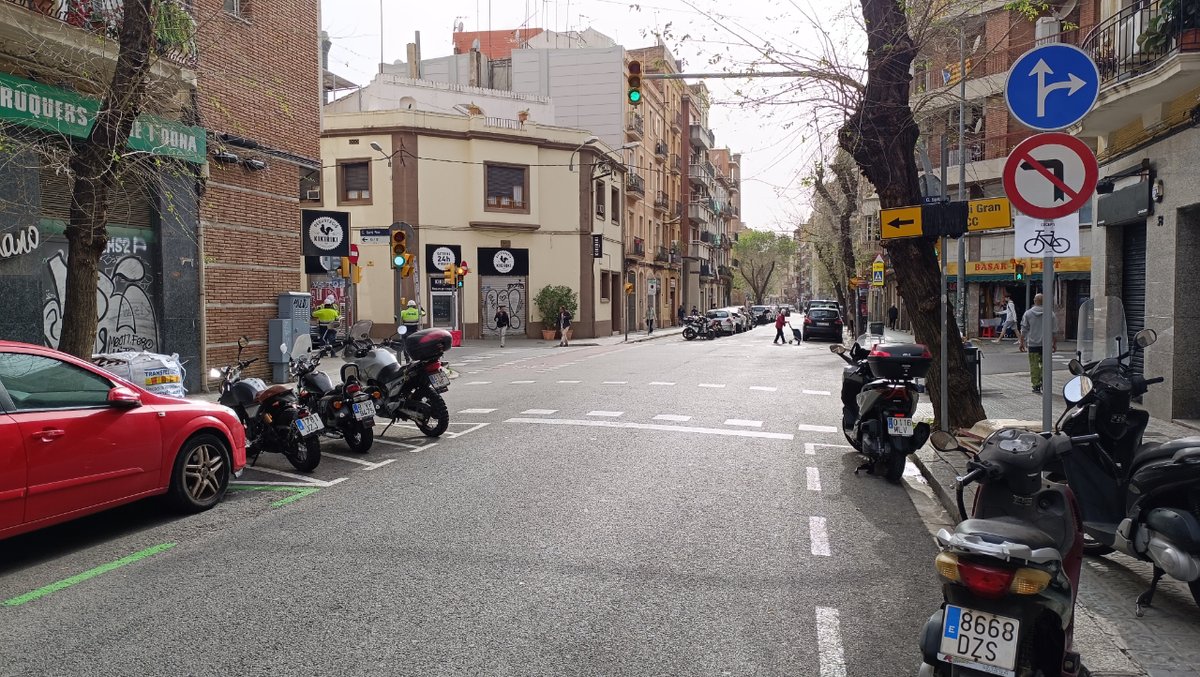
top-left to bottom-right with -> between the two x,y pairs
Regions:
706,309 -> 735,335
723,308 -> 749,333
801,307 -> 845,342
805,299 -> 841,314
750,305 -> 772,325
0,341 -> 247,541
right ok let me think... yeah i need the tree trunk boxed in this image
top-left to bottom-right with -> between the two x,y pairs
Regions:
58,0 -> 157,358
838,0 -> 986,430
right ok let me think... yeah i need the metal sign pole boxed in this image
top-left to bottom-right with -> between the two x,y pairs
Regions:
940,235 -> 950,431
1043,251 -> 1054,430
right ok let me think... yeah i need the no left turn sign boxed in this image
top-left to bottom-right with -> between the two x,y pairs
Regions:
1002,133 -> 1098,220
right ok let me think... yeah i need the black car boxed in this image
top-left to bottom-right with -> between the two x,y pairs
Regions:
802,307 -> 844,341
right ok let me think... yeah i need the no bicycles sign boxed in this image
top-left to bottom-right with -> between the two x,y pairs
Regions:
1002,133 -> 1097,220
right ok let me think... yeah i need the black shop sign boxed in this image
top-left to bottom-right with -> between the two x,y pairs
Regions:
478,247 -> 529,276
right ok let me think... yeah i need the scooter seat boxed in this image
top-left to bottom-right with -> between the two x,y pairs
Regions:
1132,437 -> 1200,468
955,517 -> 1056,550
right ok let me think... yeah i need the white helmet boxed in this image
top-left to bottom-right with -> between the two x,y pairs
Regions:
407,300 -> 417,307
324,296 -> 335,305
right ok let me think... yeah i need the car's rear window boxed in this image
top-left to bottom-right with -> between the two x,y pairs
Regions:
707,310 -> 729,318
809,309 -> 839,320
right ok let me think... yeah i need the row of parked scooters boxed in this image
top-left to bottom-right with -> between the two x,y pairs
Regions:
208,321 -> 454,472
829,296 -> 1200,676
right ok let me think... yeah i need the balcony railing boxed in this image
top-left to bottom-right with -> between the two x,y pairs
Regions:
913,29 -> 1084,94
1082,0 -> 1191,88
938,131 -> 1029,167
654,191 -> 669,212
626,111 -> 644,138
655,140 -> 668,157
674,200 -> 683,217
5,0 -> 199,67
654,246 -> 669,262
718,265 -> 733,278
626,172 -> 646,197
699,262 -> 714,277
629,237 -> 646,257
689,124 -> 715,149
688,201 -> 712,224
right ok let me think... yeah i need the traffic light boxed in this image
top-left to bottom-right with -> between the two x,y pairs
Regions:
1014,263 -> 1025,282
627,60 -> 642,106
624,282 -> 635,294
339,257 -> 351,278
443,265 -> 457,286
390,227 -> 408,270
455,261 -> 469,288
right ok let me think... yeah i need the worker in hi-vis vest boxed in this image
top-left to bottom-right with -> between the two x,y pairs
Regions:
398,300 -> 426,362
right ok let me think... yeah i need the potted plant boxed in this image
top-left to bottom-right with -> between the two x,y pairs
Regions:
517,109 -> 530,124
534,285 -> 578,341
1138,0 -> 1200,53
466,102 -> 483,116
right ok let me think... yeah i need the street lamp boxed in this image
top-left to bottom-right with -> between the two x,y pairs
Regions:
568,136 -> 600,172
369,141 -> 400,167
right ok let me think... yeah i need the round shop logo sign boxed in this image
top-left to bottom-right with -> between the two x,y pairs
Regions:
493,249 -> 515,274
309,216 -> 344,251
432,246 -> 456,270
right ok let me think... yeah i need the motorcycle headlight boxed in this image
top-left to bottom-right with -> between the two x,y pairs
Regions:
209,368 -> 221,378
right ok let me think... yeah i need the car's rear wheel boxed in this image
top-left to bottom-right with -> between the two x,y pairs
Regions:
167,433 -> 230,513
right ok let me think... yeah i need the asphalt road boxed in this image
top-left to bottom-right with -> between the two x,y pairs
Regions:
0,327 -> 944,676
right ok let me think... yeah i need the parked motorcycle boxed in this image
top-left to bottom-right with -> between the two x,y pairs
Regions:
210,336 -> 321,472
830,337 -> 931,482
289,335 -> 375,454
918,428 -> 1098,677
1055,297 -> 1200,612
342,321 -> 452,438
681,315 -> 719,341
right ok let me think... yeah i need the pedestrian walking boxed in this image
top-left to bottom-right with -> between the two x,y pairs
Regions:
494,305 -> 510,347
645,307 -> 655,335
558,306 -> 573,347
677,304 -> 686,326
1018,293 -> 1056,394
773,310 -> 788,345
994,295 -> 1018,343
887,304 -> 899,330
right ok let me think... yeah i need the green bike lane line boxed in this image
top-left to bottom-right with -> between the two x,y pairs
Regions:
229,485 -> 320,507
3,542 -> 176,608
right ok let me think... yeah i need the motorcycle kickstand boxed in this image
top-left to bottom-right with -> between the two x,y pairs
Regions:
1135,566 -> 1166,617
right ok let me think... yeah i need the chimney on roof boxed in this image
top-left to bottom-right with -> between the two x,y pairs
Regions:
320,30 -> 331,70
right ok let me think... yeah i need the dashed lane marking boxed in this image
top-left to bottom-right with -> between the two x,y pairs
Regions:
749,386 -> 777,392
649,381 -> 676,386
804,442 -> 854,455
653,414 -> 692,422
810,516 -> 831,556
698,383 -> 726,388
521,409 -> 558,415
511,380 -> 536,384
815,607 -> 847,677
504,417 -> 795,440
806,467 -> 822,491
586,410 -> 624,417
798,423 -> 838,433
802,389 -> 832,396
465,381 -> 492,385
458,408 -> 497,414
724,419 -> 763,428
602,381 -> 628,385
557,380 -> 581,384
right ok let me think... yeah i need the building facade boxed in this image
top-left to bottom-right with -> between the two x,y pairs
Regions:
319,109 -> 624,339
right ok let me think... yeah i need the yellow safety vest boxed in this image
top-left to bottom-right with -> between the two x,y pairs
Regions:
312,307 -> 339,324
400,307 -> 421,323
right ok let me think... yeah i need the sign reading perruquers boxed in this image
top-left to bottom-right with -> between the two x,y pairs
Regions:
0,225 -> 40,261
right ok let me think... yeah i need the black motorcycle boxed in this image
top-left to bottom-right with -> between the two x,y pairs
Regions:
290,342 -> 375,454
681,315 -> 719,341
830,338 -> 930,482
210,337 -> 321,472
342,325 -> 453,438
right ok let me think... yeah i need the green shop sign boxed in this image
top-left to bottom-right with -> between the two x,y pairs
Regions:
0,72 -> 206,164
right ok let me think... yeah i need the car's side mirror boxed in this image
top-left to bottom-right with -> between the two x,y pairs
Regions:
107,386 -> 142,408
930,430 -> 960,451
830,344 -> 847,355
1134,328 -> 1157,348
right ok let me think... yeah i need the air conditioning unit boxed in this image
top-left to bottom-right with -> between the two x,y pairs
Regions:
306,189 -> 321,201
1035,17 -> 1062,45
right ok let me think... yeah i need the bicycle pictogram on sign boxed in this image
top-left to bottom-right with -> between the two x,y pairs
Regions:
1023,225 -> 1071,255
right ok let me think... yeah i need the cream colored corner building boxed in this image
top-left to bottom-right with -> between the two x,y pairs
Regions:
317,110 -> 627,340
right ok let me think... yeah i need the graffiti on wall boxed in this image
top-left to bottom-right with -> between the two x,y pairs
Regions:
41,233 -> 159,353
482,278 -> 525,334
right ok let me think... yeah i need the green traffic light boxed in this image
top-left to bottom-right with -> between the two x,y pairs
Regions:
393,254 -> 406,267
628,90 -> 641,104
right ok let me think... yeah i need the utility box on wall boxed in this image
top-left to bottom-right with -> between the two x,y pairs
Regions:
278,292 -> 311,351
268,319 -> 293,383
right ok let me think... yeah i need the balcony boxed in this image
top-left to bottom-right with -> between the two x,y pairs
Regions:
718,265 -> 733,278
654,191 -> 669,212
625,172 -> 645,198
689,123 -> 714,150
670,153 -> 682,175
688,201 -> 712,224
655,140 -> 668,158
699,262 -> 714,278
1078,0 -> 1200,137
674,200 -> 682,217
688,241 -> 709,260
1,0 -> 198,68
626,111 -> 644,140
931,131 -> 1028,188
672,111 -> 683,132
628,237 -> 646,258
654,246 -> 669,262
688,164 -> 714,188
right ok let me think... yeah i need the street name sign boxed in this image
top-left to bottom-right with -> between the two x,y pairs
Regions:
1002,133 -> 1098,220
966,197 -> 1012,232
1005,44 -> 1100,131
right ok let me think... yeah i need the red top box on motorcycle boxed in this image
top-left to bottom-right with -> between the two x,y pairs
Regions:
867,343 -> 932,380
404,328 -> 453,360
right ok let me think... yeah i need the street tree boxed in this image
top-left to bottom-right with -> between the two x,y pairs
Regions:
733,230 -> 797,304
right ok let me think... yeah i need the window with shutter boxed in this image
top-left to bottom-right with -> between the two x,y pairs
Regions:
484,164 -> 529,213
338,160 -> 371,204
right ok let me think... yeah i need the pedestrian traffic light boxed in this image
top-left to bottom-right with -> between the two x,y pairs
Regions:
455,261 -> 469,288
1014,263 -> 1025,281
390,227 -> 408,269
627,60 -> 642,106
443,265 -> 457,286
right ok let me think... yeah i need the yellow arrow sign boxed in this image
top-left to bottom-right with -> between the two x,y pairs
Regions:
967,197 -> 1011,232
880,206 -> 923,240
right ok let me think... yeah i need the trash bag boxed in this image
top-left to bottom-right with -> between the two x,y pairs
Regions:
92,351 -> 188,398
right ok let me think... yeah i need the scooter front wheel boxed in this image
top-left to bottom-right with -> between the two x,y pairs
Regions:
683,327 -> 697,341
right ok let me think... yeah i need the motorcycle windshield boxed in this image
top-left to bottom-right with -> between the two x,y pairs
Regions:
856,332 -> 883,349
348,319 -> 373,340
1076,296 -> 1127,363
291,334 -> 312,360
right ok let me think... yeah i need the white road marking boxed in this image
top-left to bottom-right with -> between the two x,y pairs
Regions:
653,414 -> 692,422
798,423 -> 838,433
602,381 -> 628,385
810,516 -> 831,556
557,380 -> 581,384
505,417 -> 795,440
806,467 -> 822,491
804,442 -> 854,455
458,408 -> 497,414
234,467 -> 347,487
511,380 -> 536,384
698,383 -> 726,388
465,381 -> 492,385
802,389 -> 832,396
749,386 -> 777,392
586,410 -> 624,417
815,607 -> 847,677
649,381 -> 676,386
320,452 -> 388,468
231,478 -> 348,488
724,419 -> 763,428
521,409 -> 558,415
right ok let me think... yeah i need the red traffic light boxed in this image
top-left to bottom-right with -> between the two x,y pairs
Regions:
629,61 -> 641,75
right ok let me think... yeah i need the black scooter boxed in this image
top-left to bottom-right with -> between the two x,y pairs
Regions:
1058,328 -> 1200,613
830,340 -> 931,482
291,344 -> 375,454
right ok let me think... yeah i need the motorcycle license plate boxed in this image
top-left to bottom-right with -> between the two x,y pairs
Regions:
352,400 -> 375,420
294,413 -> 324,437
938,605 -> 1020,676
887,417 -> 914,437
429,371 -> 450,390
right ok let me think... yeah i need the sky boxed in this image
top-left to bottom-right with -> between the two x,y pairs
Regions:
320,0 -> 864,232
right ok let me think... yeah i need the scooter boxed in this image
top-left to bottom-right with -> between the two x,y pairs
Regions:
289,334 -> 376,454
681,315 -> 719,341
918,428 -> 1098,677
342,321 -> 453,438
210,336 -> 322,472
1054,299 -> 1200,612
830,337 -> 931,482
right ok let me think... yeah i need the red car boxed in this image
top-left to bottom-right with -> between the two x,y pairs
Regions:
0,341 -> 247,541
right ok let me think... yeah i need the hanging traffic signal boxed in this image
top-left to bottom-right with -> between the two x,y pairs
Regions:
624,282 -> 635,294
443,265 -> 457,286
455,261 -> 469,288
1014,263 -> 1025,281
627,60 -> 642,106
339,257 -> 351,278
390,227 -> 408,269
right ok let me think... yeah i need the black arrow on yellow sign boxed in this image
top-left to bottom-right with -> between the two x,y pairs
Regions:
887,216 -> 916,228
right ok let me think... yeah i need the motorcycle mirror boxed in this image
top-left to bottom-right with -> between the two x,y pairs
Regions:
1062,375 -> 1094,405
208,367 -> 221,379
829,344 -> 847,355
929,430 -> 960,452
237,336 -> 249,349
1134,328 -> 1157,348
280,342 -> 288,359
1068,358 -> 1084,375
397,325 -> 408,336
